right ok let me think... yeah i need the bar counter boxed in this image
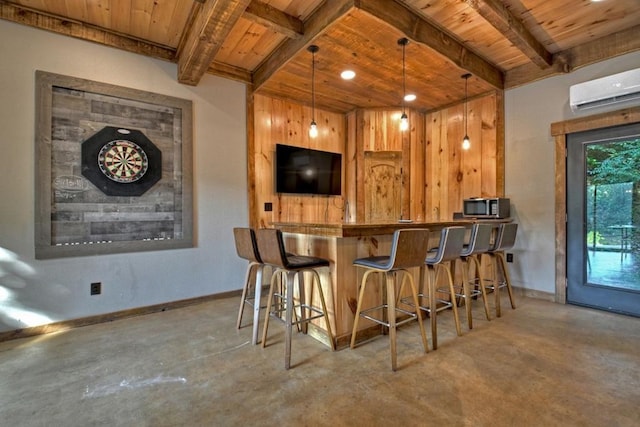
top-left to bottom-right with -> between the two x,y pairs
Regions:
272,219 -> 509,349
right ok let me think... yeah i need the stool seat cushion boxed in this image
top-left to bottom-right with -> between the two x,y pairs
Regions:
285,255 -> 330,270
353,256 -> 391,270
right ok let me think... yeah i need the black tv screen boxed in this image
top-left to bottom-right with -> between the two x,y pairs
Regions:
276,144 -> 342,195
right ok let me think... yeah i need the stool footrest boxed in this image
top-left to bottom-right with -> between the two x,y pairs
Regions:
268,297 -> 327,327
436,286 -> 482,299
401,295 -> 453,313
359,304 -> 419,328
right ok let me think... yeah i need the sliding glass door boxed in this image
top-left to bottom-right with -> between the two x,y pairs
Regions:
567,122 -> 640,316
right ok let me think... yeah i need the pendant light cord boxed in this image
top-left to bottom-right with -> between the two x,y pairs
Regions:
464,75 -> 468,135
402,41 -> 406,114
312,49 -> 316,121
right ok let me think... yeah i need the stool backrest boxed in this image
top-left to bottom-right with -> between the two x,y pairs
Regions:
254,228 -> 289,269
389,228 -> 431,270
233,227 -> 262,264
490,223 -> 518,252
426,226 -> 466,264
461,223 -> 494,257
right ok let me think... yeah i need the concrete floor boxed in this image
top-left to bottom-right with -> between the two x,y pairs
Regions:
1,294 -> 639,427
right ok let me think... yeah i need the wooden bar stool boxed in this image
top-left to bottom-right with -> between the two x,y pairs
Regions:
233,227 -> 266,345
415,226 -> 466,350
439,223 -> 493,329
484,223 -> 518,317
255,228 -> 335,370
350,228 -> 430,371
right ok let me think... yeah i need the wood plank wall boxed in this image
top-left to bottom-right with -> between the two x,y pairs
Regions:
249,92 -> 501,228
251,94 -> 346,228
425,92 -> 502,221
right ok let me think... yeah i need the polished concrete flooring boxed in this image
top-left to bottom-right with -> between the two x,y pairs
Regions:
1,294 -> 639,427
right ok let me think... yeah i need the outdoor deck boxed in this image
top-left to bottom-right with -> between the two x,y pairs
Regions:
588,248 -> 640,292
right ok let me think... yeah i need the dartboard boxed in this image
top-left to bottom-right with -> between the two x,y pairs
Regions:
97,139 -> 149,183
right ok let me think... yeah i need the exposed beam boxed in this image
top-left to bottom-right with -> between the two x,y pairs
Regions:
208,60 -> 252,83
243,0 -> 304,39
505,24 -> 640,89
0,2 -> 175,62
252,0 -> 354,91
465,0 -> 552,68
356,0 -> 504,89
177,0 -> 251,86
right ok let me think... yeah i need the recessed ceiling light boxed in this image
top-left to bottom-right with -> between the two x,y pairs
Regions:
404,94 -> 416,102
341,70 -> 356,80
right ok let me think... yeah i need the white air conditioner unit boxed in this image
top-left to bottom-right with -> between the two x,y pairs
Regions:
569,68 -> 640,112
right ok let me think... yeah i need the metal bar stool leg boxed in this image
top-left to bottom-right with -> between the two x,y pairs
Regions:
251,264 -> 264,345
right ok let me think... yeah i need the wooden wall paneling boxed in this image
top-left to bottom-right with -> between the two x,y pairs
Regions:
345,111 -> 357,222
424,93 -> 500,221
445,106 -> 464,220
355,109 -> 366,222
478,93 -> 499,198
252,94 -> 275,228
408,110 -> 425,221
252,94 -> 345,226
462,100 -> 481,200
494,90 -> 505,196
247,90 -> 257,229
425,109 -> 445,221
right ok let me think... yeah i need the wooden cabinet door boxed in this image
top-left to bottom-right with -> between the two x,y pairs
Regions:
364,151 -> 402,222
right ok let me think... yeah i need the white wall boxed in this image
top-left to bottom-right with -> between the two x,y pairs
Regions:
505,51 -> 640,295
0,20 -> 249,332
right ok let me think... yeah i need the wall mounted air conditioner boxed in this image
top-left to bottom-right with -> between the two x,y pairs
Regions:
569,68 -> 640,112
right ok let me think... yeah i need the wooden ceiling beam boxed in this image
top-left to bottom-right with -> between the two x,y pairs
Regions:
0,2 -> 175,61
356,0 -> 504,89
252,0 -> 354,91
465,0 -> 552,69
243,0 -> 304,39
177,0 -> 252,86
208,60 -> 252,83
505,24 -> 640,89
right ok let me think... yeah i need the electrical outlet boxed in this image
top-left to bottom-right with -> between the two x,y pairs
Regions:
506,253 -> 514,263
264,202 -> 273,212
90,282 -> 101,295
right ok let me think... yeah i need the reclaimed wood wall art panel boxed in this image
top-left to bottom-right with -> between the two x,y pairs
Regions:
35,71 -> 193,259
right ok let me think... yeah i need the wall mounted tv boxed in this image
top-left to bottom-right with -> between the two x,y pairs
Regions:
275,144 -> 342,196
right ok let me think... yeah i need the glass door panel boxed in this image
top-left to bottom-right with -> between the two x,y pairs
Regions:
567,123 -> 640,316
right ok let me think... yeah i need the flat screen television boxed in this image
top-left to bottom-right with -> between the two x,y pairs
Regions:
275,144 -> 342,195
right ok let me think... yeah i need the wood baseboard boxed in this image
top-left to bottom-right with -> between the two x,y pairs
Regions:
0,289 -> 241,343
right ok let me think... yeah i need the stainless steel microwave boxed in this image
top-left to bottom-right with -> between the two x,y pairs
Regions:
463,197 -> 510,218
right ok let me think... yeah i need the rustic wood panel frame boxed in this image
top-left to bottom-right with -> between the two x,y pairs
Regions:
35,71 -> 193,259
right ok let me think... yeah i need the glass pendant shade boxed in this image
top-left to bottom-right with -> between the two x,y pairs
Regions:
309,120 -> 318,138
400,113 -> 409,131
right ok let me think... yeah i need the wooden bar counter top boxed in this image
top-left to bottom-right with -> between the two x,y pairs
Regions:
271,219 -> 510,349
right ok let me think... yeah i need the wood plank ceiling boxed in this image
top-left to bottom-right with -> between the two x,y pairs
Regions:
1,0 -> 639,113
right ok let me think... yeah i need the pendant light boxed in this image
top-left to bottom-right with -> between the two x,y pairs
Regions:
398,37 -> 409,132
308,45 -> 319,138
462,73 -> 472,150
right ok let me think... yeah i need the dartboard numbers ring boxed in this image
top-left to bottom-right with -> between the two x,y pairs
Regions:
98,139 -> 149,183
